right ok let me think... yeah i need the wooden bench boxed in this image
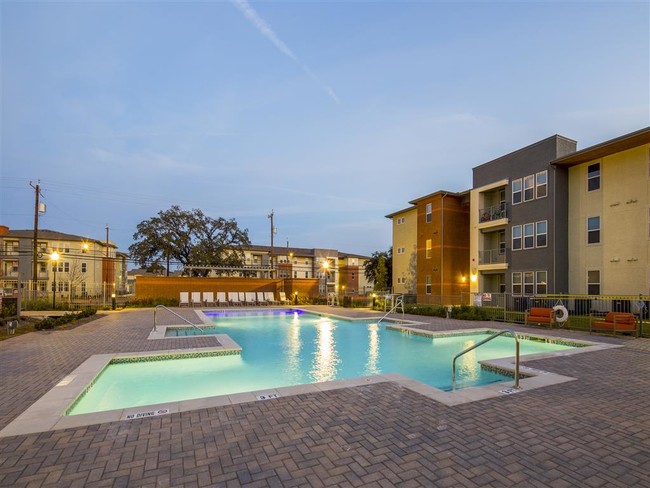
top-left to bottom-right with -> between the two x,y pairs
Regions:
525,307 -> 556,327
590,312 -> 638,336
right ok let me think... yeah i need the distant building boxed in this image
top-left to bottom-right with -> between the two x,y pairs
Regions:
385,206 -> 417,294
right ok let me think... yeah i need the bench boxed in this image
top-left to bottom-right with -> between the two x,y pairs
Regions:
525,307 -> 556,327
590,312 -> 638,336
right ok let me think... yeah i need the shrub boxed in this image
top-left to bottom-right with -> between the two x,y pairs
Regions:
403,305 -> 448,318
35,317 -> 57,330
451,305 -> 489,321
124,297 -> 180,308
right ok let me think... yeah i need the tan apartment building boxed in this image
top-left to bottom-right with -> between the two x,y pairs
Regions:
385,206 -> 417,294
553,127 -> 650,296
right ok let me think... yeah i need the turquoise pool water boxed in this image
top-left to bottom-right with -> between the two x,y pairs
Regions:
68,311 -> 578,415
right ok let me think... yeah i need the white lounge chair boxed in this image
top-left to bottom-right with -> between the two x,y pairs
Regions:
203,292 -> 216,307
191,292 -> 202,307
179,292 -> 190,307
278,292 -> 292,305
245,292 -> 258,306
256,292 -> 267,305
264,291 -> 278,305
228,292 -> 241,306
216,292 -> 230,306
238,292 -> 247,305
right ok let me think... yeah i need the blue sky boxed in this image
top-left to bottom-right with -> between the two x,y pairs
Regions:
1,0 -> 649,259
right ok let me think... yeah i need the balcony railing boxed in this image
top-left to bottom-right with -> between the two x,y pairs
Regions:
478,203 -> 508,223
478,248 -> 507,265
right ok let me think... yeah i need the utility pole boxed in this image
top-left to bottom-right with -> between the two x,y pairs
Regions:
29,181 -> 43,291
268,210 -> 275,278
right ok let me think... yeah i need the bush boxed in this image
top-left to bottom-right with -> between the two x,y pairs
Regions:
403,304 -> 448,318
450,305 -> 489,321
34,309 -> 97,331
124,297 -> 180,308
35,317 -> 57,330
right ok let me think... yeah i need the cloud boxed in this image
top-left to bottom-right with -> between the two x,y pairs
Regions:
231,0 -> 340,104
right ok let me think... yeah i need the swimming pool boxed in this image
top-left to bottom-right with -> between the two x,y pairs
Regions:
67,311 -> 581,415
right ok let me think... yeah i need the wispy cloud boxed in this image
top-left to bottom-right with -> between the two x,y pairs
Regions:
231,0 -> 340,104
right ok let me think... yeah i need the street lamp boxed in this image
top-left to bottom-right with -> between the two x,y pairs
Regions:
321,260 -> 330,297
51,251 -> 60,310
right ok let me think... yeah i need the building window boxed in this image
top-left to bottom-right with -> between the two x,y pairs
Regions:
63,262 -> 70,273
397,247 -> 405,255
397,217 -> 406,225
587,163 -> 600,191
81,262 -> 87,273
512,225 -> 522,251
512,272 -> 522,295
524,272 -> 534,295
536,171 -> 547,199
536,221 -> 547,248
425,276 -> 431,295
587,216 -> 601,244
305,272 -> 309,278
523,175 -> 535,202
523,223 -> 534,249
536,271 -> 547,295
499,231 -> 506,254
81,282 -> 86,296
587,270 -> 600,295
294,271 -> 298,278
39,262 -> 47,273
425,203 -> 432,223
512,179 -> 522,205
425,239 -> 432,258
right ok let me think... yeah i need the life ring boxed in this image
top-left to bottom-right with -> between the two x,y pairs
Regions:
553,305 -> 569,324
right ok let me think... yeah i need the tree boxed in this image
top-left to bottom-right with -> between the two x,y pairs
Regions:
364,248 -> 393,291
129,205 -> 251,276
403,246 -> 417,295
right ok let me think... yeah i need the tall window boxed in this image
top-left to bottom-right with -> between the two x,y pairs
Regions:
536,271 -> 547,295
587,270 -> 600,295
512,179 -> 522,205
536,221 -> 547,248
425,203 -> 432,223
524,272 -> 534,295
512,225 -> 522,251
587,163 -> 601,191
523,223 -> 534,249
499,231 -> 506,254
425,276 -> 432,294
536,171 -> 548,198
425,239 -> 432,258
81,262 -> 87,273
523,175 -> 535,201
512,272 -> 522,295
587,216 -> 601,244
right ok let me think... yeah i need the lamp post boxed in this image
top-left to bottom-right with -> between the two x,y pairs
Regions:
321,260 -> 330,297
51,251 -> 60,310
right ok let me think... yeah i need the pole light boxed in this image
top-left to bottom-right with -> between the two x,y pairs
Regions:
51,251 -> 60,310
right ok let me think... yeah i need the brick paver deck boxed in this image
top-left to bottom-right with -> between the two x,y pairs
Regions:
1,307 -> 649,487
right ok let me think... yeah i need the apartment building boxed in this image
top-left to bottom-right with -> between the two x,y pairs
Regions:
0,226 -> 126,299
385,206 -> 417,294
553,127 -> 650,295
470,135 -> 577,300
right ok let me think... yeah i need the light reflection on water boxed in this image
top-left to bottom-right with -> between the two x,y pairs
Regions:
283,313 -> 302,383
365,323 -> 380,376
310,317 -> 340,382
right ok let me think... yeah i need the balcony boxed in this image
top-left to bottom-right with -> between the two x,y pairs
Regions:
478,248 -> 509,270
478,203 -> 508,228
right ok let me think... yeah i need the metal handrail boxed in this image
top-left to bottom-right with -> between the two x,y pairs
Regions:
378,295 -> 405,324
153,305 -> 204,334
452,328 -> 520,389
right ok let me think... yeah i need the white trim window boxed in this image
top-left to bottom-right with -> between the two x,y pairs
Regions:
512,272 -> 522,295
425,239 -> 432,259
536,171 -> 548,199
425,203 -> 432,223
587,270 -> 600,295
536,221 -> 547,248
523,175 -> 535,202
524,271 -> 534,295
536,271 -> 547,295
512,225 -> 522,251
523,223 -> 534,249
512,178 -> 522,205
425,276 -> 432,294
587,216 -> 601,244
587,163 -> 601,191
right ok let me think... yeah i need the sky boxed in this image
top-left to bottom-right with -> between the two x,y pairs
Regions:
1,0 -> 649,261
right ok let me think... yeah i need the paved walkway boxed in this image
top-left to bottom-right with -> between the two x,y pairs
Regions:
0,307 -> 649,487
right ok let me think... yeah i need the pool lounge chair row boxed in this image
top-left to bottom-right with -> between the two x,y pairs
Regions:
179,291 -> 291,307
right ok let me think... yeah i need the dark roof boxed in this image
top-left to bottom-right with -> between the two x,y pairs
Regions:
552,127 -> 650,167
472,134 -> 577,171
245,244 -> 369,260
0,229 -> 117,248
385,206 -> 416,219
408,189 -> 468,205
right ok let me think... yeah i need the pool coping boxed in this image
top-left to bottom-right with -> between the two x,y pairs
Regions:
0,326 -> 620,438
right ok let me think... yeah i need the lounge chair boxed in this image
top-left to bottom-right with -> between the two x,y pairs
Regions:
179,292 -> 190,307
278,292 -> 292,305
191,292 -> 202,307
203,292 -> 216,307
238,292 -> 247,306
245,292 -> 258,306
216,292 -> 230,306
228,292 -> 241,306
256,292 -> 268,305
264,291 -> 278,305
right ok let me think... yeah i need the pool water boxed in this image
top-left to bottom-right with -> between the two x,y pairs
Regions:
68,312 -> 577,415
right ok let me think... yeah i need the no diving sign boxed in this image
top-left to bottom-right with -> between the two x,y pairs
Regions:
125,408 -> 171,420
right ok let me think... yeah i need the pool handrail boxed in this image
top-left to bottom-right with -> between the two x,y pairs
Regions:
377,294 -> 405,324
451,328 -> 520,389
153,305 -> 204,334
